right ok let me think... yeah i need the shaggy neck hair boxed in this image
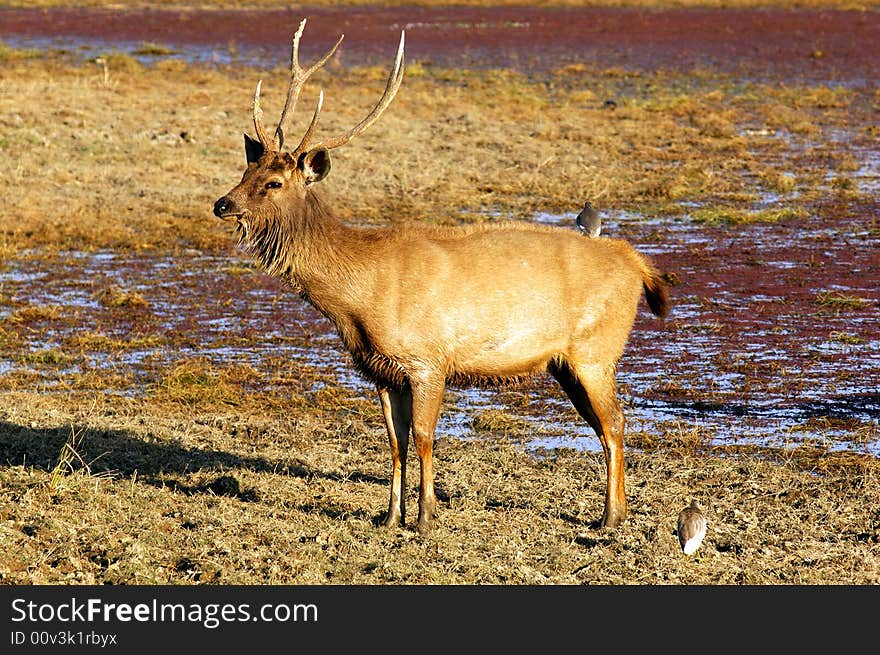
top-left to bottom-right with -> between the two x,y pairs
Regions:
236,190 -> 356,288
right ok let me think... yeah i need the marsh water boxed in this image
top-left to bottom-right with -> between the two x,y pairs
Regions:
2,203 -> 877,457
2,6 -> 879,83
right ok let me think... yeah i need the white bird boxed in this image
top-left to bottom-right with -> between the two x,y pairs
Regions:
677,500 -> 707,559
575,201 -> 601,237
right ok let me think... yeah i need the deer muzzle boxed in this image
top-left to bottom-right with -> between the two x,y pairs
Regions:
213,196 -> 237,219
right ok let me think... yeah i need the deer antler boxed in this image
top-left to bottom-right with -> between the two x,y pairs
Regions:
252,18 -> 344,152
252,80 -> 273,148
275,19 -> 344,150
252,19 -> 405,156
296,30 -> 405,155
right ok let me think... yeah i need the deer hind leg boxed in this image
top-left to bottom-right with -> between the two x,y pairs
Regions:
408,374 -> 445,535
549,360 -> 627,529
379,386 -> 412,528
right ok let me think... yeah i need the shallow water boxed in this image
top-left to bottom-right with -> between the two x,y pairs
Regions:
1,203 -> 877,457
2,35 -> 268,68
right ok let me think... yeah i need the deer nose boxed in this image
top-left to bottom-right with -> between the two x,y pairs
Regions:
213,197 -> 232,217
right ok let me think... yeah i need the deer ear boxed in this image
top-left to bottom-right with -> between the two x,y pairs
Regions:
244,134 -> 264,164
299,148 -> 332,185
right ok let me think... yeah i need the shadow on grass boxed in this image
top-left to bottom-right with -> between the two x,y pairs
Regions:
0,419 -> 388,496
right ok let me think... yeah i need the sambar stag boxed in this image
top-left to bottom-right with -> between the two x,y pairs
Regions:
213,19 -> 670,534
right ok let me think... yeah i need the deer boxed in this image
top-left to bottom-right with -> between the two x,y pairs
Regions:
212,19 -> 670,535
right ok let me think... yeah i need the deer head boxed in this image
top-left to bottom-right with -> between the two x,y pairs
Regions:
213,18 -> 405,225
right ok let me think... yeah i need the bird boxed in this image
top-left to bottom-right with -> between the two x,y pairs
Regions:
677,500 -> 707,559
575,201 -> 601,237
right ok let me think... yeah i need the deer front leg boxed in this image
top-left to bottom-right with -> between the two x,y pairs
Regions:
379,386 -> 412,528
408,374 -> 445,535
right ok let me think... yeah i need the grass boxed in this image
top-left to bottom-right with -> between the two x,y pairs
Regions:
67,331 -> 165,351
470,408 -> 533,433
131,42 -> 179,57
23,348 -> 74,366
2,391 -> 878,584
0,40 -> 41,61
47,423 -> 89,495
828,330 -> 864,345
150,359 -> 251,406
0,50 -> 874,253
95,285 -> 150,309
815,291 -> 870,310
7,305 -> 64,323
690,206 -> 808,224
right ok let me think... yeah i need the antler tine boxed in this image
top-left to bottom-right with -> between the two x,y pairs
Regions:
274,18 -> 344,150
252,79 -> 273,148
307,30 -> 405,152
293,90 -> 325,155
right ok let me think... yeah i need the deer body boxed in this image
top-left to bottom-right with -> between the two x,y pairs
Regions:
214,19 -> 669,534
249,209 -> 652,389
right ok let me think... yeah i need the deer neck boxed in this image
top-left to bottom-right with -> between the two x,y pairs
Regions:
240,190 -> 367,318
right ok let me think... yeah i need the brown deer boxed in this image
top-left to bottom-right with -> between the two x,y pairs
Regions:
213,19 -> 669,534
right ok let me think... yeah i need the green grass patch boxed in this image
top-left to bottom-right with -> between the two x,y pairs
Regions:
815,292 -> 870,310
0,40 -> 42,61
24,348 -> 74,366
690,206 -> 807,225
132,42 -> 178,57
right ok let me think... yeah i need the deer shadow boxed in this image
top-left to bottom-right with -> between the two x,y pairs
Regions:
0,418 -> 388,502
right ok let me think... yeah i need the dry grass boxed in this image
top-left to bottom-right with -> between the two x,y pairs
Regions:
0,51 -> 874,256
1,390 -> 878,584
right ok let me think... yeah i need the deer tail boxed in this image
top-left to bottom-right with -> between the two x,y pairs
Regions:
640,260 -> 670,318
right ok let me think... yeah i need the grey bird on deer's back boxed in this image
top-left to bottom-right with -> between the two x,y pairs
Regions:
213,18 -> 671,535
576,201 -> 601,237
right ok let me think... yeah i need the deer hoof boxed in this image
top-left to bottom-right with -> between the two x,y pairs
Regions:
382,511 -> 403,529
600,509 -> 625,530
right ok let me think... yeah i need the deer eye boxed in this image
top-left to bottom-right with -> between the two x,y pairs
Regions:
265,180 -> 283,190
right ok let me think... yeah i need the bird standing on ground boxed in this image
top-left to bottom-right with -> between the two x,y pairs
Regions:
677,500 -> 707,559
576,201 -> 601,237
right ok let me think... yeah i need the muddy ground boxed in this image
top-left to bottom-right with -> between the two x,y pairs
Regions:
0,5 -> 878,587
